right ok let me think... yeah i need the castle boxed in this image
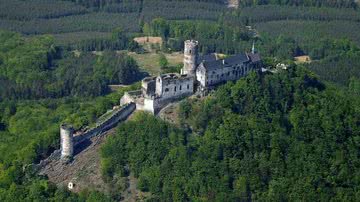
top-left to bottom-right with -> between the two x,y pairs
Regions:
58,40 -> 261,161
121,40 -> 262,114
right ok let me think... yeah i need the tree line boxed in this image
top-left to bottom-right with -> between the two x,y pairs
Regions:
238,0 -> 358,8
144,18 -> 252,54
225,5 -> 360,25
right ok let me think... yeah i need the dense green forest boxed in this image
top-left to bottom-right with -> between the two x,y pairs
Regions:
0,29 -> 142,200
0,30 -> 141,100
101,68 -> 360,201
0,0 -> 359,201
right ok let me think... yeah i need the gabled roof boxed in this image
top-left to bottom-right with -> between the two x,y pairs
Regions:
224,53 -> 249,65
202,60 -> 223,71
201,53 -> 251,71
199,53 -> 217,62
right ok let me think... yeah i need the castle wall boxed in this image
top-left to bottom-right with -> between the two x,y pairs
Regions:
196,64 -> 207,87
143,92 -> 193,114
120,92 -> 136,106
199,62 -> 255,87
161,77 -> 193,99
143,98 -> 155,114
156,77 -> 163,97
142,77 -> 156,98
74,103 -> 136,145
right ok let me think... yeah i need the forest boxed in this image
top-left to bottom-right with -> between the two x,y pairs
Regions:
0,29 -> 142,200
0,30 -> 141,100
101,68 -> 360,201
0,0 -> 359,201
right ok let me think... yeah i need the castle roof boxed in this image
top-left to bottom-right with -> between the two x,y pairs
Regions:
224,53 -> 249,65
201,53 -> 250,71
202,60 -> 223,71
199,53 -> 217,62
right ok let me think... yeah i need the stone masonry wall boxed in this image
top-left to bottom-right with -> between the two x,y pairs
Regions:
74,103 -> 135,145
32,103 -> 136,171
159,77 -> 194,100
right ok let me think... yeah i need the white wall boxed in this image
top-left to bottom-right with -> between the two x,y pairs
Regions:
201,63 -> 252,87
160,78 -> 193,99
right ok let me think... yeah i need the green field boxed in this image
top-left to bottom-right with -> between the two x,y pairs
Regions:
128,52 -> 183,75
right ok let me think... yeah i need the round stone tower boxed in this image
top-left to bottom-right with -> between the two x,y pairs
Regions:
182,40 -> 199,76
60,124 -> 74,161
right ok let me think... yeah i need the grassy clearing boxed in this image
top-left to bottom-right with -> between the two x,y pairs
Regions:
294,55 -> 312,64
128,52 -> 183,75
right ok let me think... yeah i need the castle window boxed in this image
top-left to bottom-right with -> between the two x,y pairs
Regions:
189,50 -> 192,54
174,86 -> 177,92
165,88 -> 169,92
180,85 -> 182,90
187,84 -> 189,89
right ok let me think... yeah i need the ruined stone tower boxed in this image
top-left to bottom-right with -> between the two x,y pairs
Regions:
60,124 -> 74,161
182,40 -> 198,76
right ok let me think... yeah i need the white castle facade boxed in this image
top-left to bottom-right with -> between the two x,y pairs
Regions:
121,40 -> 262,113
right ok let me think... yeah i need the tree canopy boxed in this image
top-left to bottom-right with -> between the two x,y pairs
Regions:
101,67 -> 360,201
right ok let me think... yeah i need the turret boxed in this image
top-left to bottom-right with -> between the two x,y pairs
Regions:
60,124 -> 74,161
182,40 -> 199,76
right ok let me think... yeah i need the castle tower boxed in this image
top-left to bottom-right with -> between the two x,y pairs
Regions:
60,124 -> 74,161
182,40 -> 199,76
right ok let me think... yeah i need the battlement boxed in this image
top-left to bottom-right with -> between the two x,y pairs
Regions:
184,40 -> 198,48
